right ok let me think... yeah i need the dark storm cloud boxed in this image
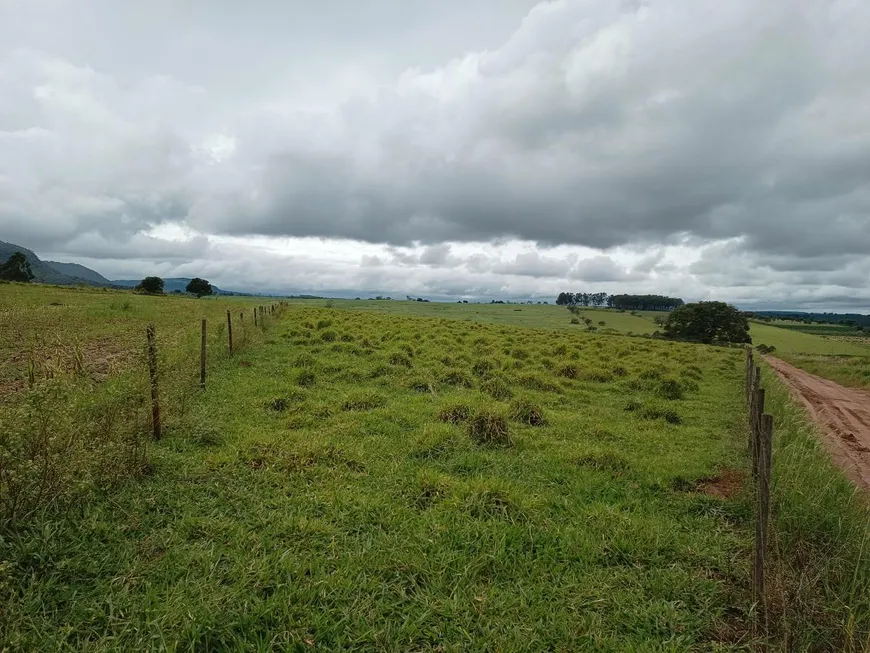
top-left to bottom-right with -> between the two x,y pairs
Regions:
176,0 -> 870,259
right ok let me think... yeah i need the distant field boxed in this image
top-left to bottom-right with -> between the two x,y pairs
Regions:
749,321 -> 870,356
294,299 -> 663,334
762,320 -> 857,337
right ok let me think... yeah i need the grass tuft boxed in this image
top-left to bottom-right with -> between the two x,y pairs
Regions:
468,410 -> 512,446
508,397 -> 547,426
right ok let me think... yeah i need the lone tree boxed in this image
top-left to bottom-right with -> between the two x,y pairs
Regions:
186,278 -> 213,298
135,276 -> 164,295
0,252 -> 35,282
664,301 -> 751,344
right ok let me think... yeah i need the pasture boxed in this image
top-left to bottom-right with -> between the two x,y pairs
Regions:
2,285 -> 869,649
300,299 -> 662,335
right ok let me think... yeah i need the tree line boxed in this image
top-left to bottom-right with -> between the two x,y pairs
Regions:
555,292 -> 684,311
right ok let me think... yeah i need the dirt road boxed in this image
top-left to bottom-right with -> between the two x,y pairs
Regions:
766,356 -> 870,491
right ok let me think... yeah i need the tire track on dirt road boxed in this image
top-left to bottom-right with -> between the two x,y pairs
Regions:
766,356 -> 870,492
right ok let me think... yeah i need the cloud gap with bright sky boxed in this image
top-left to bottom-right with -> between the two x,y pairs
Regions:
1,0 -> 868,308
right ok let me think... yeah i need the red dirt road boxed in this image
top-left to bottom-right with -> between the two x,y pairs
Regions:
766,356 -> 870,492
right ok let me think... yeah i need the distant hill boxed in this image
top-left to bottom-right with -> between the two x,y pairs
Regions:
0,240 -> 111,286
44,261 -> 112,285
112,278 -> 230,294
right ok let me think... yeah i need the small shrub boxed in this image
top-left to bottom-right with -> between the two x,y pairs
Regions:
320,330 -> 337,343
315,319 -> 332,330
296,370 -> 316,387
438,402 -> 471,424
570,317 -> 580,325
508,397 -> 547,426
468,411 -> 512,447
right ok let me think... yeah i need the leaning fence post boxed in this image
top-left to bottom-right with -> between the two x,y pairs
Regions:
754,413 -> 774,623
146,323 -> 161,440
200,319 -> 207,389
227,310 -> 234,356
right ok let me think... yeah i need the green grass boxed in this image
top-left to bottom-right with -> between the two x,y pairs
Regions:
757,365 -> 870,649
749,322 -> 870,356
748,321 -> 870,390
0,282 -> 263,394
296,299 -> 662,335
2,287 -> 869,649
2,298 -> 756,649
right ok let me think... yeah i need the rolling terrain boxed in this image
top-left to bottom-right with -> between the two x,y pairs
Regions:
1,285 -> 869,649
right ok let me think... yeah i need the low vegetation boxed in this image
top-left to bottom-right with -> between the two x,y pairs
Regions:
0,287 -> 868,648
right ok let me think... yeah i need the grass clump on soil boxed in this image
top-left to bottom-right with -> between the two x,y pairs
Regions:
508,397 -> 547,426
467,409 -> 512,446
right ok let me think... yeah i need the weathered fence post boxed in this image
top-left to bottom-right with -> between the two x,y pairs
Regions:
240,310 -> 244,323
754,413 -> 774,623
146,323 -> 161,440
200,318 -> 207,389
227,310 -> 234,356
253,307 -> 258,327
752,388 -> 765,479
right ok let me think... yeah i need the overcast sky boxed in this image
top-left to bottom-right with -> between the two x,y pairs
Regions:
1,0 -> 868,308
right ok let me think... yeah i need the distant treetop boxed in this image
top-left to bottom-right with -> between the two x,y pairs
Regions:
0,252 -> 35,283
135,276 -> 164,295
555,292 -> 684,311
186,278 -> 213,298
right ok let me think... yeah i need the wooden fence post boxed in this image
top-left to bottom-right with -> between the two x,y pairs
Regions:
754,413 -> 774,623
253,307 -> 258,327
227,310 -> 233,356
752,388 -> 765,478
146,323 -> 161,440
200,319 -> 207,389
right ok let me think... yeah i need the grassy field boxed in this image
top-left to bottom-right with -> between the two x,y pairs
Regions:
297,299 -> 663,335
0,283 -> 263,398
2,286 -> 869,648
748,322 -> 870,356
746,321 -> 870,390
